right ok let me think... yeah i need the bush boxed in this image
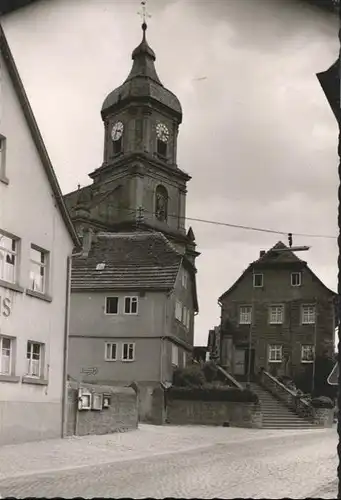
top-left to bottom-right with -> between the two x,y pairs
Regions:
172,365 -> 206,387
294,355 -> 337,399
167,386 -> 259,403
311,396 -> 334,409
202,361 -> 218,383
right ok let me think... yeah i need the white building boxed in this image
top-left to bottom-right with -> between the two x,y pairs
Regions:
0,23 -> 79,444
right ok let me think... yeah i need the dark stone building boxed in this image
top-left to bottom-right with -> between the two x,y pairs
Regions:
217,241 -> 336,381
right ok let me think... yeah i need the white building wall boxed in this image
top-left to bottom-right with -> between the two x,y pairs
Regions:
0,50 -> 74,444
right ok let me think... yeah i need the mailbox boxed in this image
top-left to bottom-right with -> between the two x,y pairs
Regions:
78,388 -> 92,410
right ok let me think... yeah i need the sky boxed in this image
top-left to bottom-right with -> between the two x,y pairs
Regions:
2,0 -> 339,346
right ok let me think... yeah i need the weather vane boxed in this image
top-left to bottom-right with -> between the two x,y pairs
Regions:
137,0 -> 151,25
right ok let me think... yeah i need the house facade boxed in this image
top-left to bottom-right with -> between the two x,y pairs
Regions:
64,22 -> 199,402
217,242 -> 336,381
67,231 -> 197,387
0,23 -> 78,444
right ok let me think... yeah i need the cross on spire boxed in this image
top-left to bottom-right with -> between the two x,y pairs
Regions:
137,0 -> 151,27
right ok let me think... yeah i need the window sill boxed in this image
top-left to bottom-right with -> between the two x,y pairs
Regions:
22,376 -> 48,386
301,322 -> 315,326
26,289 -> 52,303
0,175 -> 9,185
121,359 -> 135,363
269,322 -> 284,325
268,360 -> 282,364
0,374 -> 20,383
301,360 -> 314,364
104,359 -> 117,362
0,279 -> 24,293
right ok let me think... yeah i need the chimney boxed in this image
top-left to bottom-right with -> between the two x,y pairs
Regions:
259,250 -> 266,257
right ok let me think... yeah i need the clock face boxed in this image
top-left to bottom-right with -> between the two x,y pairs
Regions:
156,123 -> 169,143
111,121 -> 124,141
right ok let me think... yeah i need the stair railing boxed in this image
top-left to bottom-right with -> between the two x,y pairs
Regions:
216,365 -> 244,390
259,370 -> 314,421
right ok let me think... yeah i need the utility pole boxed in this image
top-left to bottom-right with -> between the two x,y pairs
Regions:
316,13 -> 341,497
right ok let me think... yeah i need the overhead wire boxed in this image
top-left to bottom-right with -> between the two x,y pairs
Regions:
76,197 -> 337,240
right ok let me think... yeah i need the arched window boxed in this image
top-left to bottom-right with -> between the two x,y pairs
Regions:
155,185 -> 168,222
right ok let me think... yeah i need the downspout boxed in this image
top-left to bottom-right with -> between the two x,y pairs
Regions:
61,250 -> 83,438
217,299 -> 222,362
311,297 -> 318,395
160,289 -> 172,384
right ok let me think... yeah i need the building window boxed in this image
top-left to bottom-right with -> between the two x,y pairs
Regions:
181,269 -> 188,289
268,345 -> 282,363
124,296 -> 138,315
182,306 -> 188,327
239,306 -> 252,324
291,272 -> 301,287
155,185 -> 168,222
269,305 -> 284,324
301,305 -> 316,324
172,344 -> 178,366
0,336 -> 12,375
175,300 -> 182,321
301,345 -> 315,363
0,136 -> 7,181
183,307 -> 190,329
0,232 -> 18,283
113,137 -> 122,155
26,341 -> 43,377
186,309 -> 190,329
157,139 -> 167,157
104,342 -> 117,361
105,297 -> 119,315
29,246 -> 47,293
122,342 -> 135,361
253,273 -> 263,288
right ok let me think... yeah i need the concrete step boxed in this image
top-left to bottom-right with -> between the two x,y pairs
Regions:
262,424 -> 315,429
248,382 -> 315,429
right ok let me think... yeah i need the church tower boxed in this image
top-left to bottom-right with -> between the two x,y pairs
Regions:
64,16 -> 198,262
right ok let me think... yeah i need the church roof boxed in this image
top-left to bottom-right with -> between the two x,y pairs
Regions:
101,23 -> 182,121
71,231 -> 183,292
0,23 -> 79,247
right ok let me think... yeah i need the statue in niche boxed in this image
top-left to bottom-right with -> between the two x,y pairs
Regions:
155,185 -> 168,222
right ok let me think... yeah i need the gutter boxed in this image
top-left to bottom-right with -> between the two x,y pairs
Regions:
61,249 -> 83,438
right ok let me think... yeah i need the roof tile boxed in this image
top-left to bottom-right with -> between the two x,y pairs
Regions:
71,231 -> 182,290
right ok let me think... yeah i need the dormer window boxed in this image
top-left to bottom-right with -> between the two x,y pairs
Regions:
156,122 -> 169,158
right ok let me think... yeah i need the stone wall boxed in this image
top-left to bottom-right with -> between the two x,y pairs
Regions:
66,382 -> 138,436
165,397 -> 262,428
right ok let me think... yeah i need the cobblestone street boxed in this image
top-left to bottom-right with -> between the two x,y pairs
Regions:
0,425 -> 338,498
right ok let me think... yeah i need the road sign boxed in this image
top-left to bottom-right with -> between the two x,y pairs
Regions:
328,362 -> 339,385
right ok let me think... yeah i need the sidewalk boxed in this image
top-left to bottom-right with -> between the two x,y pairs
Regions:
0,424 -> 332,482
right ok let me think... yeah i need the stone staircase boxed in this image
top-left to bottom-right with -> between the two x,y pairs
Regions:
249,382 -> 316,429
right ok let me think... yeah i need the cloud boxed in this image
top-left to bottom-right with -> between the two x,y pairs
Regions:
2,0 -> 338,344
